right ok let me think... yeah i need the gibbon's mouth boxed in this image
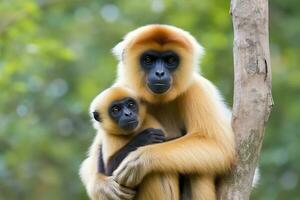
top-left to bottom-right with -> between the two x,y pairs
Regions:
147,82 -> 170,94
120,119 -> 139,131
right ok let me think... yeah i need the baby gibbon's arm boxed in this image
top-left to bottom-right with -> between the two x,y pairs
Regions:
106,128 -> 165,175
79,133 -> 136,200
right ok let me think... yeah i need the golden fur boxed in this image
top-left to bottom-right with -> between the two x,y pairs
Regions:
111,25 -> 235,200
79,86 -> 179,200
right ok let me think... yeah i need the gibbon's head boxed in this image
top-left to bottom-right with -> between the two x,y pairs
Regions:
113,24 -> 204,103
90,86 -> 146,135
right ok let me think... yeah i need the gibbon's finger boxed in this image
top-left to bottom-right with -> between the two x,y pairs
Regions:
113,164 -> 125,180
115,168 -> 128,185
114,165 -> 131,186
121,163 -> 139,187
118,184 -> 136,196
111,181 -> 135,200
111,178 -> 136,196
150,137 -> 164,143
114,188 -> 135,200
113,150 -> 143,184
152,139 -> 164,143
109,184 -> 125,200
123,173 -> 138,188
152,130 -> 164,134
152,132 -> 165,137
152,129 -> 164,135
104,177 -> 122,199
115,190 -> 135,200
113,157 -> 132,178
152,136 -> 165,142
107,191 -> 122,200
153,134 -> 165,140
150,136 -> 164,141
99,185 -> 116,200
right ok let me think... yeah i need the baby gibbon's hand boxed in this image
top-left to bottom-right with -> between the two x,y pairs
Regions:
113,129 -> 164,187
134,128 -> 165,145
106,128 -> 164,176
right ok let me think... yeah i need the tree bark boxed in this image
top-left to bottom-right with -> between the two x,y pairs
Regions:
218,0 -> 273,199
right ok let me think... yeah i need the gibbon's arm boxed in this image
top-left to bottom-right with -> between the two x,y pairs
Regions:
106,128 -> 165,175
79,132 -> 102,188
80,157 -> 135,200
106,114 -> 166,175
79,133 -> 135,200
113,76 -> 235,187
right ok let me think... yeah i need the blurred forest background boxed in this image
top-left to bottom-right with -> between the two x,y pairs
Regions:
0,0 -> 299,199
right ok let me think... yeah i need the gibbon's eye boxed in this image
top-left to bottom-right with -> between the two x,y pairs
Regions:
143,55 -> 153,65
127,100 -> 136,109
167,56 -> 175,65
111,106 -> 121,114
165,55 -> 179,69
140,51 -> 160,70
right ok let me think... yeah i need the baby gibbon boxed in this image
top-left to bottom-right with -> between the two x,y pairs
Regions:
79,86 -> 179,200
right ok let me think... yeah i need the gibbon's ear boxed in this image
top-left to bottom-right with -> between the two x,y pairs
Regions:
92,111 -> 102,122
112,40 -> 126,61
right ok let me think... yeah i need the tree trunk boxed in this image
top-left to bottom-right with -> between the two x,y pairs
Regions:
218,0 -> 273,199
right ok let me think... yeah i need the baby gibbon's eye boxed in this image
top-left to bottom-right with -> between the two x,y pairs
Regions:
111,106 -> 121,114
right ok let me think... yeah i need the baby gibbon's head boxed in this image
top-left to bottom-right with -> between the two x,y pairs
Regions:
90,86 -> 146,135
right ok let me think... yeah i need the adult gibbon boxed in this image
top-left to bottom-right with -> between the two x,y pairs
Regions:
79,86 -> 179,200
111,24 -> 236,200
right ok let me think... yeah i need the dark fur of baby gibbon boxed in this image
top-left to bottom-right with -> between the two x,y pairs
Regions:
79,86 -> 179,200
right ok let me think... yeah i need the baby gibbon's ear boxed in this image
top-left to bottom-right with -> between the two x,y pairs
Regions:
92,111 -> 102,122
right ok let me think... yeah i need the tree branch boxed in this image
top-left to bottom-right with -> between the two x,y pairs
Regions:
218,0 -> 273,199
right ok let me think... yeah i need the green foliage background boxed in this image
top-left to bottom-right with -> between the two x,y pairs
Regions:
0,0 -> 299,199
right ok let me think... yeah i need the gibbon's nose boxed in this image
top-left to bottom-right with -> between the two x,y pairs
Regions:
124,110 -> 132,117
155,70 -> 165,78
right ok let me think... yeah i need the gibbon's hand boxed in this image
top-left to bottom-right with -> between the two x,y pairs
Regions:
93,176 -> 136,200
113,145 -> 153,188
133,128 -> 165,145
113,129 -> 164,187
106,128 -> 164,176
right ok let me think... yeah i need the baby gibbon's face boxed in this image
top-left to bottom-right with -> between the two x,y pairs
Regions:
90,86 -> 146,135
108,97 -> 139,131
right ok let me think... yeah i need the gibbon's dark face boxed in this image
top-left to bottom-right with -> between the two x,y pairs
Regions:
140,50 -> 180,94
108,97 -> 139,131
